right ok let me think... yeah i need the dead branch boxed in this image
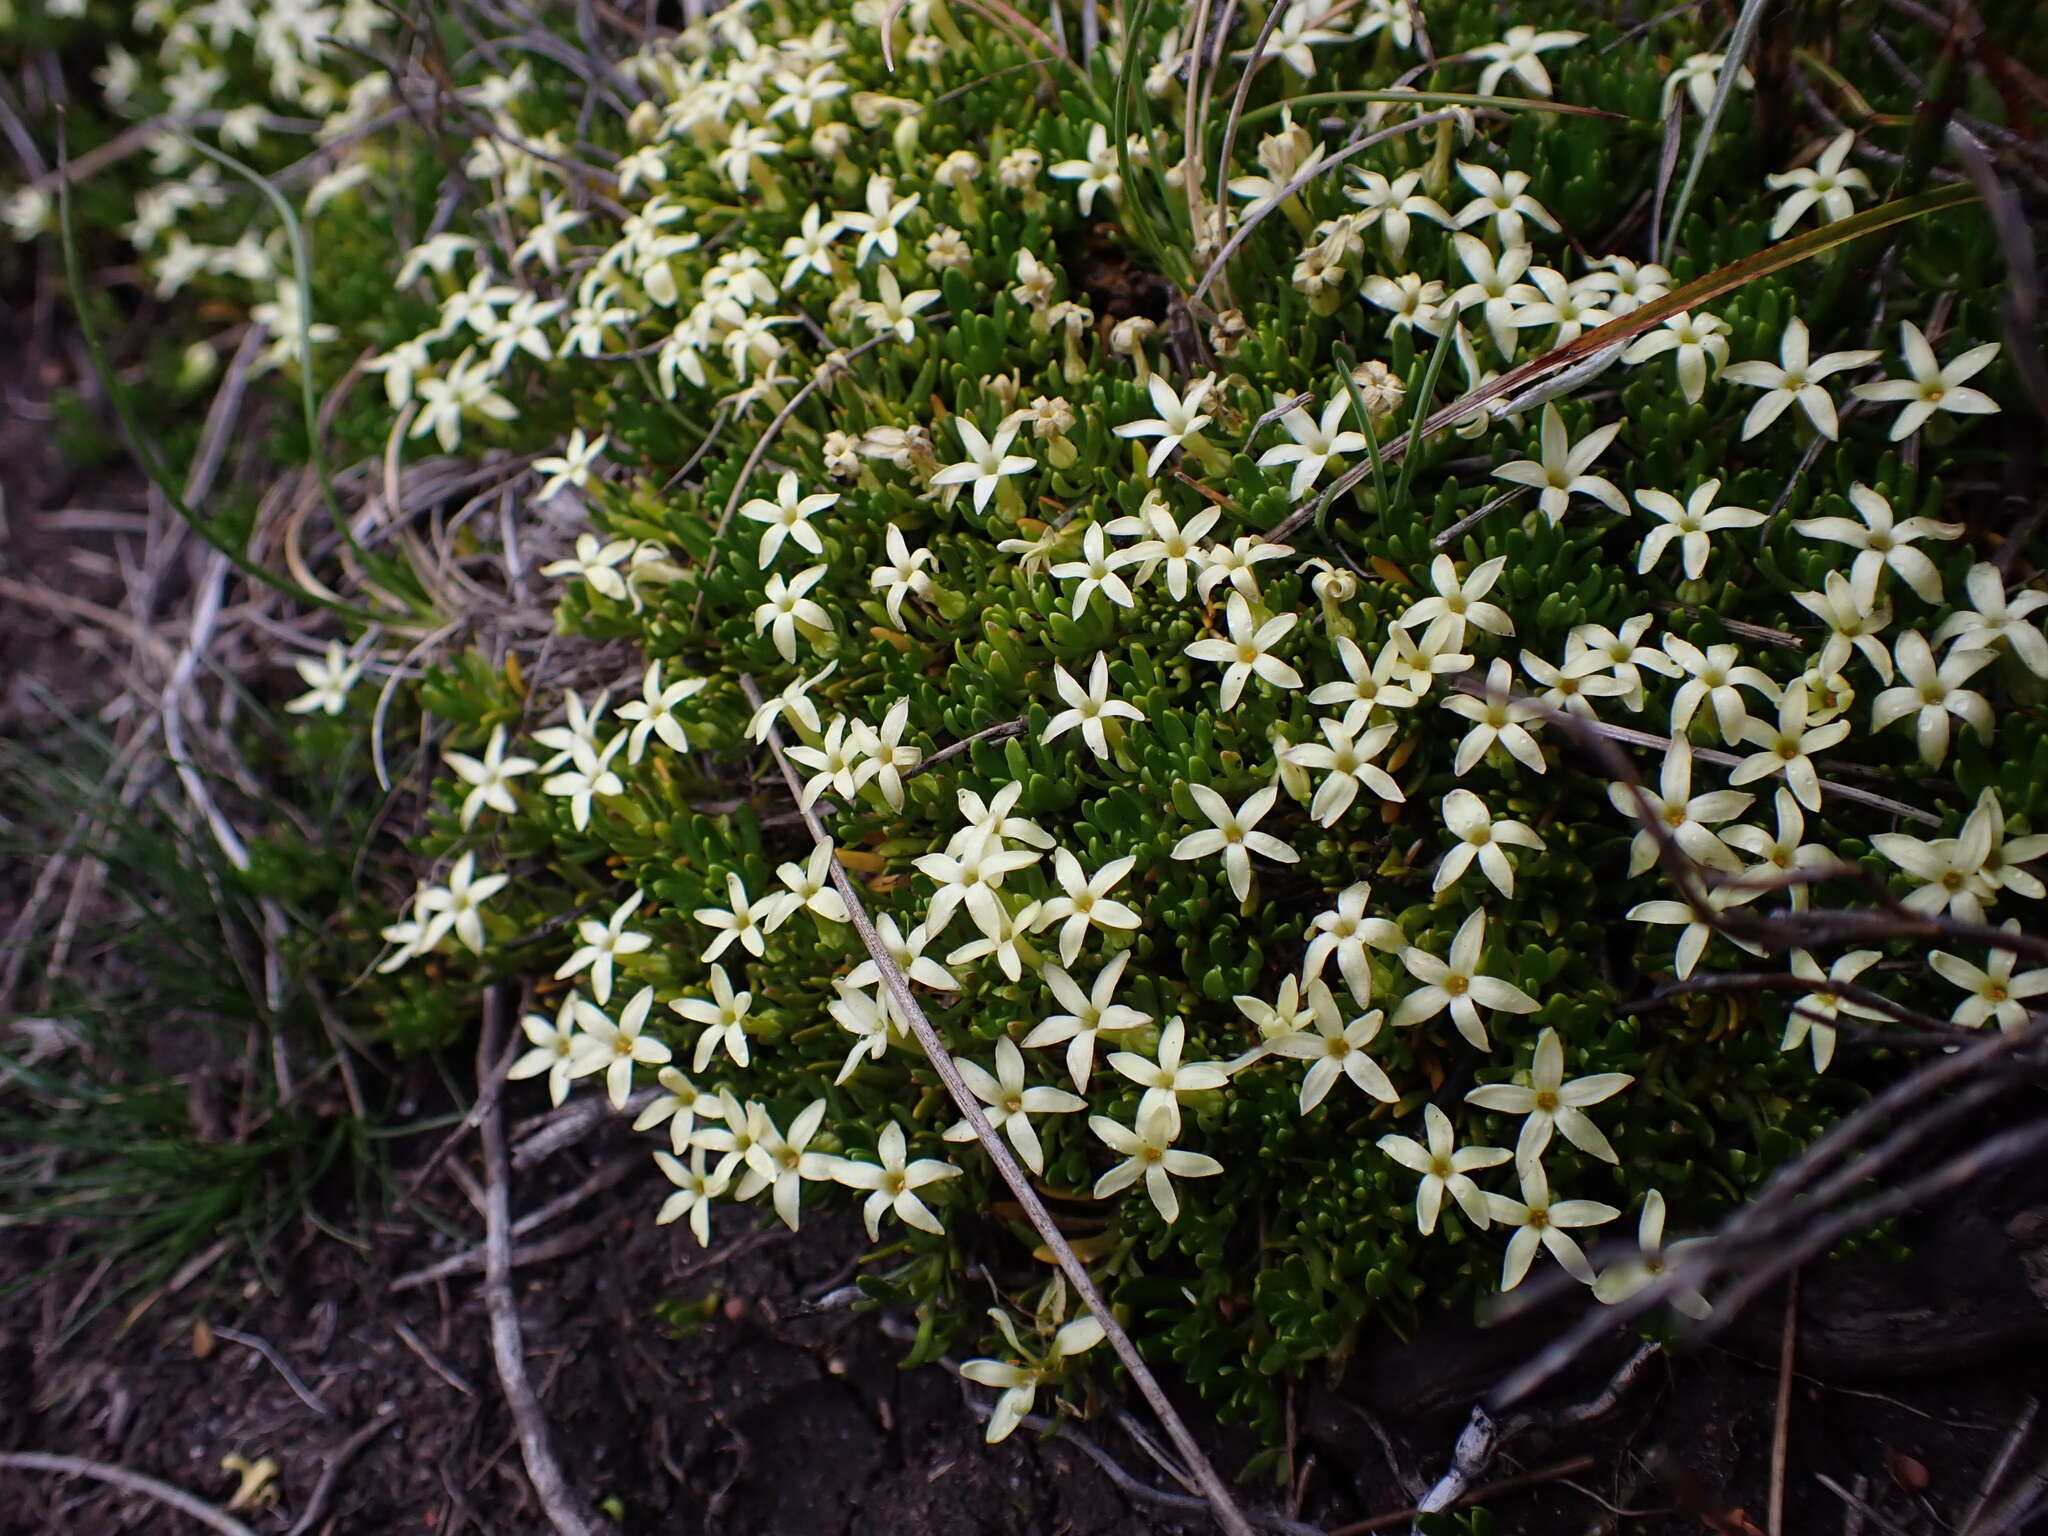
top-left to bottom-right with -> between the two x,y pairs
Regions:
475,991 -> 611,1536
1407,1343 -> 1660,1533
0,1451 -> 261,1536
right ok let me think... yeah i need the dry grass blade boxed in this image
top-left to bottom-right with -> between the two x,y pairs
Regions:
1275,181 -> 1979,542
737,674 -> 1258,1536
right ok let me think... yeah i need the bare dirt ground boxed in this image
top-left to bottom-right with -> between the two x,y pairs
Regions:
6,286 -> 2048,1536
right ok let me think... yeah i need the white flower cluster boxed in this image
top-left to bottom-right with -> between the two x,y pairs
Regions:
80,0 -> 2031,1424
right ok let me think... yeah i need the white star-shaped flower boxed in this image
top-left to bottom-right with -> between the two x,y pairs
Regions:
1934,564 -> 2048,678
1492,403 -> 1626,525
1035,850 -> 1142,966
285,640 -> 362,716
1114,372 -> 1217,476
740,472 -> 840,568
1469,25 -> 1584,99
1622,310 -> 1730,404
1870,630 -> 1994,768
1390,908 -> 1539,1050
1043,652 -> 1145,759
942,1036 -> 1085,1175
1766,131 -> 1870,236
1488,1159 -> 1619,1292
1107,1017 -> 1234,1137
1022,951 -> 1150,1091
1721,317 -> 1878,440
1049,522 -> 1138,618
1265,985 -> 1396,1114
930,415 -> 1035,514
752,565 -> 833,662
1592,1189 -> 1711,1317
443,725 -> 538,829
1377,1104 -> 1509,1235
1442,659 -> 1547,777
1170,783 -> 1300,901
1257,394 -> 1368,500
1465,1026 -> 1632,1164
1635,479 -> 1764,580
1185,592 -> 1303,709
1930,922 -> 2048,1033
1282,717 -> 1404,824
832,1122 -> 960,1238
1087,1101 -> 1222,1226
1395,554 -> 1514,654
556,890 -> 653,1005
1793,482 -> 1961,608
1435,789 -> 1545,898
1851,320 -> 2000,441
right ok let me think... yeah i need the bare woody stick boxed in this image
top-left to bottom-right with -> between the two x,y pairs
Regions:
738,674 -> 1258,1536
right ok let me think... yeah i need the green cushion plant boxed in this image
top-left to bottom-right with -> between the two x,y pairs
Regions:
9,0 -> 2041,1448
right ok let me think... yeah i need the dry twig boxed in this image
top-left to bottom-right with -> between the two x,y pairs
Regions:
283,1409 -> 398,1536
1768,1273 -> 1798,1536
0,1451 -> 261,1536
210,1323 -> 333,1417
475,992 -> 611,1536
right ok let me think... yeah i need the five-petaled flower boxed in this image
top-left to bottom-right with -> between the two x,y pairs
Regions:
570,985 -> 672,1108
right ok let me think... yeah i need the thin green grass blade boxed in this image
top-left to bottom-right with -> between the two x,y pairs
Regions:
181,136 -> 428,612
1331,340 -> 1390,514
1393,317 -> 1459,509
1659,0 -> 1772,267
53,137 -> 396,626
